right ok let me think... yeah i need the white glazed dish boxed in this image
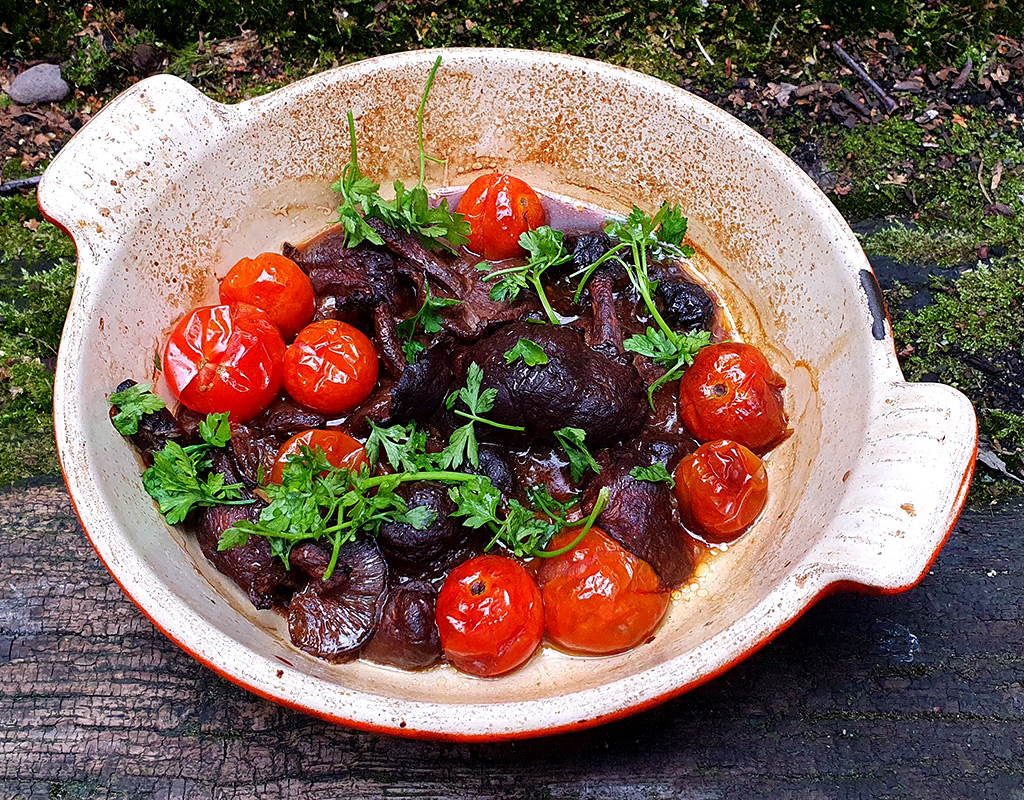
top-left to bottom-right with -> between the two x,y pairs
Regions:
41,48 -> 977,740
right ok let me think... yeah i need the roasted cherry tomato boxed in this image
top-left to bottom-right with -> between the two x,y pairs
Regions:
435,555 -> 544,677
283,320 -> 379,415
675,440 -> 768,542
536,526 -> 669,655
455,173 -> 546,261
678,342 -> 787,451
270,428 -> 367,484
163,303 -> 285,423
219,252 -> 315,340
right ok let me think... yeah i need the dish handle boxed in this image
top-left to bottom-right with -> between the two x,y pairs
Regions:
38,75 -> 221,266
805,379 -> 977,594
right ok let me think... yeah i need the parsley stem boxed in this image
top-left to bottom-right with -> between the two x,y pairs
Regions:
631,241 -> 677,342
452,409 -> 526,432
481,265 -> 529,279
417,55 -> 443,186
533,487 -> 610,558
571,241 -> 629,303
358,470 -> 481,491
529,274 -> 561,325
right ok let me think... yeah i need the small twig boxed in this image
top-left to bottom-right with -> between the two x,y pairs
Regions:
978,157 -> 994,205
0,176 -> 42,197
694,37 -> 714,66
765,15 -> 782,55
951,56 -> 973,91
828,41 -> 897,114
840,87 -> 872,118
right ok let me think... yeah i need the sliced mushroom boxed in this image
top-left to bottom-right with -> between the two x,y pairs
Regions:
582,449 -> 698,585
362,580 -> 442,670
287,538 -> 388,662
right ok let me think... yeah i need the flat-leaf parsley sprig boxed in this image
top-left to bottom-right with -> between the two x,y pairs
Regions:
138,411 -> 252,525
109,382 -> 167,435
395,279 -> 460,362
439,362 -> 526,469
478,226 -> 572,325
331,56 -> 471,252
572,202 -> 710,407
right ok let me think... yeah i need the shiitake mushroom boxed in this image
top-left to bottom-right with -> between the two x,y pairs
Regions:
362,581 -> 442,670
287,538 -> 388,662
376,482 -> 469,573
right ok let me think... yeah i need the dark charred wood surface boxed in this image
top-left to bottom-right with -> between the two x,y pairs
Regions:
1,477 -> 1022,799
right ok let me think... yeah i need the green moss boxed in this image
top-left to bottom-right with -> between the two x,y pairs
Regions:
0,192 -> 76,268
838,109 -> 1024,265
63,35 -> 115,90
892,259 -> 1024,497
0,259 -> 76,483
895,260 -> 1022,361
862,224 -> 977,267
0,189 -> 77,484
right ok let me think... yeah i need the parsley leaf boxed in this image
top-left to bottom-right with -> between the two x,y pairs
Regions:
478,226 -> 571,324
503,337 -> 549,366
629,462 -> 676,487
573,201 -> 711,408
198,412 -> 232,448
624,326 -> 712,406
365,421 -> 433,473
396,280 -> 460,362
141,440 -> 250,525
439,362 -> 525,469
448,476 -> 559,558
109,382 -> 166,435
553,427 -> 601,483
331,57 -> 471,252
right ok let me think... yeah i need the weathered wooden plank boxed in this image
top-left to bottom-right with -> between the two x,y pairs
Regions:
1,479 -> 1021,799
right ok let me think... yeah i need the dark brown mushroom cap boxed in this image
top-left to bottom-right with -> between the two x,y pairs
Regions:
362,580 -> 442,670
287,538 -> 388,662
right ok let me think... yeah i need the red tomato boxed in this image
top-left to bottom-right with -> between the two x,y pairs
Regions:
675,440 -> 768,542
678,342 -> 788,451
455,173 -> 546,261
219,252 -> 315,340
283,320 -> 379,415
270,429 -> 367,484
536,526 -> 669,655
163,303 -> 285,423
435,555 -> 544,677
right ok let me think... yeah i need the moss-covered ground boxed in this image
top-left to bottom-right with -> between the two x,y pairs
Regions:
1,0 -> 1022,498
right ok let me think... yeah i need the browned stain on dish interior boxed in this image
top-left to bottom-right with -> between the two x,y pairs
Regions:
154,182 -> 822,672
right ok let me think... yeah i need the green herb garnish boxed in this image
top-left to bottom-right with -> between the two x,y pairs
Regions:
450,477 -> 610,559
109,382 -> 166,435
331,56 -> 470,251
629,462 -> 676,487
479,226 -> 572,324
396,279 -> 461,361
553,426 -> 601,483
140,412 -> 248,525
572,202 -> 708,407
503,337 -> 549,366
439,362 -> 526,469
624,327 -> 712,407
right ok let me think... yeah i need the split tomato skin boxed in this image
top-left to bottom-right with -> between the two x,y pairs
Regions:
435,555 -> 544,677
283,320 -> 379,415
678,342 -> 787,452
455,173 -> 546,261
163,303 -> 286,423
675,439 -> 768,542
219,252 -> 315,340
270,429 -> 367,484
536,526 -> 670,655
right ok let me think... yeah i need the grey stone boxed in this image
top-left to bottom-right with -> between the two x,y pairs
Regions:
7,64 -> 71,105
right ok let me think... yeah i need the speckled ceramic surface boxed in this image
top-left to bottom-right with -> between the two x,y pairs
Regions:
41,48 -> 977,739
